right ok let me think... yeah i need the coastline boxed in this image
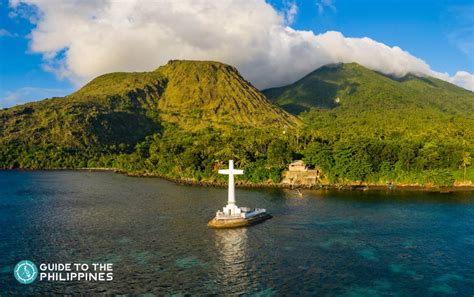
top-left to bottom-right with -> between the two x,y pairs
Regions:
4,167 -> 472,193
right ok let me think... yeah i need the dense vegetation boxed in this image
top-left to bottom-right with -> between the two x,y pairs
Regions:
264,63 -> 474,186
263,63 -> 473,117
2,124 -> 471,187
1,60 -> 298,147
1,61 -> 473,187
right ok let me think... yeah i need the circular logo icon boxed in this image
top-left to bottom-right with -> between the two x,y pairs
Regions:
14,260 -> 38,284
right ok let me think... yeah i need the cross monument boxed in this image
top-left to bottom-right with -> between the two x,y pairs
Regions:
218,160 -> 244,214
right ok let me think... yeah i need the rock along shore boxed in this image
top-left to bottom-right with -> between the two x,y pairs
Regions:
3,168 -> 473,193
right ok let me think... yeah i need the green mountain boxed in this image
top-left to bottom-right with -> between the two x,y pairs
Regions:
0,60 -> 299,148
263,63 -> 473,114
263,63 -> 474,142
1,61 -> 472,186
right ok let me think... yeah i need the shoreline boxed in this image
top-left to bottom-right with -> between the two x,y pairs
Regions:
3,167 -> 473,193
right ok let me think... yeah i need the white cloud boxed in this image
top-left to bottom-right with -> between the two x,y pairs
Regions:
8,0 -> 474,91
441,71 -> 474,91
283,1 -> 298,25
1,87 -> 70,108
316,0 -> 336,15
452,71 -> 474,90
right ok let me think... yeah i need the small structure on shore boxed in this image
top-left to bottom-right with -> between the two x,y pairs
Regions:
282,160 -> 323,187
289,160 -> 307,172
208,160 -> 272,228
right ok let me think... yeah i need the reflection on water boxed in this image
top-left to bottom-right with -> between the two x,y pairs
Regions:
0,171 -> 473,295
214,228 -> 249,292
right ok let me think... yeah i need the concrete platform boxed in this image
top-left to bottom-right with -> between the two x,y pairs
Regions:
208,213 -> 272,229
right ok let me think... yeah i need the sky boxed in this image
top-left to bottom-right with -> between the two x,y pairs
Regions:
0,0 -> 473,108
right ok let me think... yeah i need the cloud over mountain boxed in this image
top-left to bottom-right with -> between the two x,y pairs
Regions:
9,0 -> 474,91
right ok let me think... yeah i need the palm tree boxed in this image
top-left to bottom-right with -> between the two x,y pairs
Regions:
236,156 -> 250,168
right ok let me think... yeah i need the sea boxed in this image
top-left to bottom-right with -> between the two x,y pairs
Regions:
0,170 -> 473,295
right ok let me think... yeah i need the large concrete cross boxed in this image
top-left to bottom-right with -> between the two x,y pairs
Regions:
218,160 -> 244,205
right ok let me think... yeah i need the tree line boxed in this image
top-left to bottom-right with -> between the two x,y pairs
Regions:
1,124 -> 471,186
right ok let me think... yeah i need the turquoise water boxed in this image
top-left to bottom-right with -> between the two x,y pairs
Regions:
0,170 -> 473,295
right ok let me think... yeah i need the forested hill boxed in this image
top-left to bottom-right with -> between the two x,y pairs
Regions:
1,61 -> 473,187
262,63 -> 473,186
263,62 -> 473,143
263,63 -> 473,117
0,60 -> 299,148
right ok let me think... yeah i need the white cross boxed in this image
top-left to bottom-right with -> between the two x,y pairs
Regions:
218,160 -> 244,205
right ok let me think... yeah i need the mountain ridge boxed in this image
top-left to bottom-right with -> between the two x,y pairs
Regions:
1,60 -> 299,148
1,60 -> 472,186
263,63 -> 473,116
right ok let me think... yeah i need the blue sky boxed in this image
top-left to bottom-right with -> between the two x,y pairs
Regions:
269,0 -> 473,74
0,1 -> 74,107
0,0 -> 473,108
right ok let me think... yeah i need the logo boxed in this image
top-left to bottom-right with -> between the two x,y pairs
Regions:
14,260 -> 38,284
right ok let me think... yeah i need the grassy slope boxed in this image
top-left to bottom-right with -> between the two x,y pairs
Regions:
155,60 -> 299,130
0,60 -> 299,149
0,72 -> 166,148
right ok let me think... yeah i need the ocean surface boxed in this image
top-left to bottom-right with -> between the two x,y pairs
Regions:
0,170 -> 473,296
